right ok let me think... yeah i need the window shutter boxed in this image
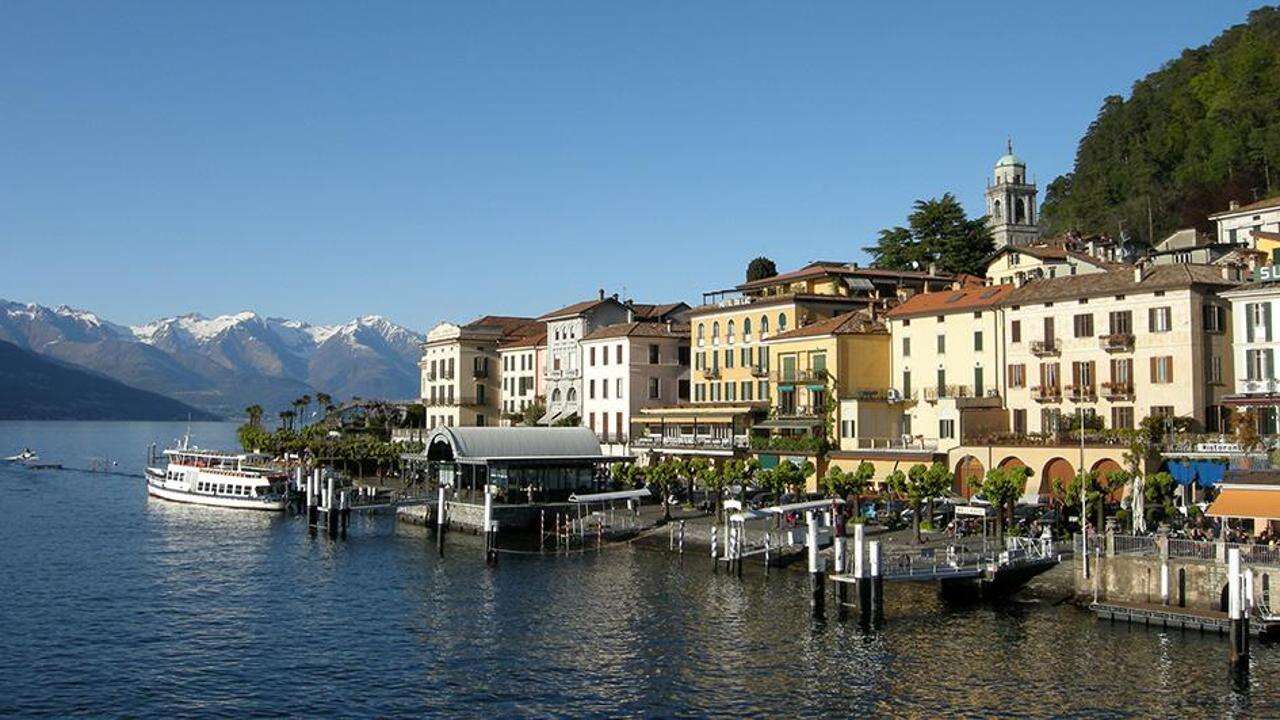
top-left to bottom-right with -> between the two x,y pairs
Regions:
1248,304 -> 1256,343
1148,307 -> 1156,332
1149,356 -> 1157,383
1267,303 -> 1274,342
1165,357 -> 1173,383
1268,350 -> 1275,380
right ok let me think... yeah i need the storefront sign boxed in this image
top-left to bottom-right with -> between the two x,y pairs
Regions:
1253,265 -> 1280,281
1195,442 -> 1241,453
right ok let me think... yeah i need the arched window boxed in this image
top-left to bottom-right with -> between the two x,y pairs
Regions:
1015,198 -> 1027,224
551,388 -> 562,403
743,318 -> 752,338
566,387 -> 577,402
992,199 -> 1001,221
761,315 -> 769,335
697,324 -> 705,340
727,320 -> 736,341
778,313 -> 787,331
712,322 -> 720,343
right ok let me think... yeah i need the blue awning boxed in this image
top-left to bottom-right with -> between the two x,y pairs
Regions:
1166,459 -> 1227,488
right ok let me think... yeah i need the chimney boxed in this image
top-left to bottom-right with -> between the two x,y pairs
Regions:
598,288 -> 605,300
1230,200 -> 1241,211
1133,266 -> 1143,283
626,308 -> 634,323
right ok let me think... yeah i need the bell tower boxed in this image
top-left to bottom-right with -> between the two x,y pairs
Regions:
985,139 -> 1039,248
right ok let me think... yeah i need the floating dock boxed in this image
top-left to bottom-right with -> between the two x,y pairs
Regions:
1090,601 -> 1272,636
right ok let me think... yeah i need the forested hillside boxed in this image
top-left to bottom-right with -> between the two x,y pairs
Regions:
1041,6 -> 1280,244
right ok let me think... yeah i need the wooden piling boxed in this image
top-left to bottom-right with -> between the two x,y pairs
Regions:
1228,548 -> 1248,675
806,510 -> 824,620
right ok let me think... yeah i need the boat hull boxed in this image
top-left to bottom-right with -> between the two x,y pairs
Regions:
145,468 -> 287,512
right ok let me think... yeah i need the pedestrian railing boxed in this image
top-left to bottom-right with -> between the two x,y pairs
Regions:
1113,534 -> 1159,556
1167,537 -> 1216,560
1226,541 -> 1280,566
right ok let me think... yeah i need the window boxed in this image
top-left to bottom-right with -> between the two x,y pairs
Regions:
649,344 -> 660,364
725,349 -> 734,368
937,335 -> 946,353
903,337 -> 911,357
758,380 -> 769,400
726,382 -> 736,402
1150,356 -> 1174,384
648,377 -> 660,399
743,318 -> 752,338
902,371 -> 912,397
1111,358 -> 1133,386
712,322 -> 720,343
1013,409 -> 1027,435
940,419 -> 955,439
602,380 -> 608,399
1247,302 -> 1273,342
778,314 -> 787,331
1011,320 -> 1021,343
1111,406 -> 1134,430
616,345 -> 622,364
1203,305 -> 1225,333
1071,360 -> 1096,390
1209,356 -> 1222,384
1148,307 -> 1172,333
616,378 -> 622,397
1108,310 -> 1132,335
1008,364 -> 1026,388
589,347 -> 596,366
974,331 -> 983,352
761,316 -> 769,335
1247,349 -> 1274,381
602,347 -> 609,366
974,366 -> 984,397
1150,405 -> 1175,419
589,380 -> 595,399
742,381 -> 753,401
741,347 -> 750,365
936,368 -> 946,391
697,324 -> 705,343
1073,313 -> 1094,338
727,320 -> 736,343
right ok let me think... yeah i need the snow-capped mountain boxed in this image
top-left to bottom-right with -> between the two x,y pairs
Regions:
0,299 -> 424,419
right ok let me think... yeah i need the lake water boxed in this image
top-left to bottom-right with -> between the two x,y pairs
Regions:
0,421 -> 1276,718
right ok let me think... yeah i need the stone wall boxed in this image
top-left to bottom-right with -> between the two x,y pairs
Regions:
1075,541 -> 1280,612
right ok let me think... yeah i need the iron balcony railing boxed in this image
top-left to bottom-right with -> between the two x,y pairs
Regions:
1031,385 -> 1062,402
848,437 -> 938,452
472,366 -> 489,379
1064,384 -> 1097,401
923,384 -> 972,402
1101,381 -> 1134,400
771,369 -> 829,384
631,434 -> 749,450
1100,333 -> 1135,352
425,395 -> 482,407
703,366 -> 722,379
1031,338 -> 1060,357
750,364 -> 770,378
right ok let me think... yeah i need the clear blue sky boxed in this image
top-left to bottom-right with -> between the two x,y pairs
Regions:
1,1 -> 1266,330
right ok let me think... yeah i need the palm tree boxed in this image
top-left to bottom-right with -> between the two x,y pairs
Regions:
315,393 -> 333,420
244,404 -> 264,428
294,395 -> 312,427
279,410 -> 296,431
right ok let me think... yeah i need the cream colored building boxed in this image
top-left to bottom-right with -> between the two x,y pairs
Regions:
986,242 -> 1121,287
1001,265 -> 1237,436
1210,196 -> 1280,247
885,283 -> 1014,453
497,329 -> 546,424
580,321 -> 690,454
420,315 -> 541,428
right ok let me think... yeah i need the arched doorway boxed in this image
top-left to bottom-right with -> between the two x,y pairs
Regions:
1091,459 -> 1126,501
1042,458 -> 1076,500
954,456 -> 984,499
998,457 -> 1033,498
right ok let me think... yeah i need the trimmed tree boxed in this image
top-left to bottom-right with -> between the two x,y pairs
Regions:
746,256 -> 778,282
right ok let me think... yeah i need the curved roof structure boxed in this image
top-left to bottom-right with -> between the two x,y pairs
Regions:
421,426 -> 607,461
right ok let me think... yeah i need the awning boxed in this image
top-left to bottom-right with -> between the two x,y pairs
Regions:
1166,459 -> 1226,488
1207,489 -> 1280,520
754,418 -> 822,430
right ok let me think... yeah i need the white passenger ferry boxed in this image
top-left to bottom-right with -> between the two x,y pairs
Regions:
145,436 -> 288,511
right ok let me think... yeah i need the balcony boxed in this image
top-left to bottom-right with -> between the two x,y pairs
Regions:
547,368 -> 581,380
772,368 -> 829,385
1031,385 -> 1062,402
703,366 -> 722,379
1241,378 -> 1280,395
631,434 -> 749,452
425,395 -> 482,407
1031,339 -> 1060,357
1101,381 -> 1134,400
847,437 -> 939,453
472,366 -> 489,379
923,384 -> 973,402
750,364 -> 770,378
1099,333 -> 1135,352
1064,384 -> 1097,401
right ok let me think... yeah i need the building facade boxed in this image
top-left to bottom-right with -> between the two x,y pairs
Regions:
1223,274 -> 1280,434
420,315 -> 541,428
538,294 -> 633,425
580,321 -> 691,453
498,329 -> 546,424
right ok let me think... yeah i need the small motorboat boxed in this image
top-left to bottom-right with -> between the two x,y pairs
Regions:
5,448 -> 39,463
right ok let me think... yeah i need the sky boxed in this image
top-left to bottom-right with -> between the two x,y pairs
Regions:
0,1 -> 1268,330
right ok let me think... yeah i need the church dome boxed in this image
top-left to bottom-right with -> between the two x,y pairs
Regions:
995,152 -> 1023,168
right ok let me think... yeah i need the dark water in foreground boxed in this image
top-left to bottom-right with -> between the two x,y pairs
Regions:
0,421 -> 1277,718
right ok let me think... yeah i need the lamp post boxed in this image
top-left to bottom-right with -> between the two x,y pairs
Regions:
1079,406 -> 1089,579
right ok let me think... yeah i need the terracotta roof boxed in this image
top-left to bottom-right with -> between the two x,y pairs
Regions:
498,328 -> 546,350
765,310 -> 885,342
581,321 -> 690,341
686,294 -> 870,317
885,284 -> 1014,319
1004,264 -> 1236,306
1210,195 -> 1280,218
537,295 -> 634,321
630,302 -> 689,321
463,315 -> 542,338
991,242 -> 1124,270
735,261 -> 952,291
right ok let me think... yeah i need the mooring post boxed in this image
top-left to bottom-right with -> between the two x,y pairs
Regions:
437,484 -> 446,532
540,510 -> 546,551
483,484 -> 495,564
1228,547 -> 1248,675
710,525 -> 718,571
763,531 -> 770,573
869,540 -> 883,624
326,477 -> 337,538
678,520 -> 685,555
806,510 -> 824,620
853,522 -> 868,614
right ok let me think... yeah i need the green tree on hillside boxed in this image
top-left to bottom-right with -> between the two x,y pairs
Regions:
864,194 -> 994,276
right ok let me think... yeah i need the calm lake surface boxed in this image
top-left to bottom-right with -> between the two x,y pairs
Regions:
0,421 -> 1277,718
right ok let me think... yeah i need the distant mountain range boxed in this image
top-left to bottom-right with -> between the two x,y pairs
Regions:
0,299 -> 424,420
0,339 -> 216,421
